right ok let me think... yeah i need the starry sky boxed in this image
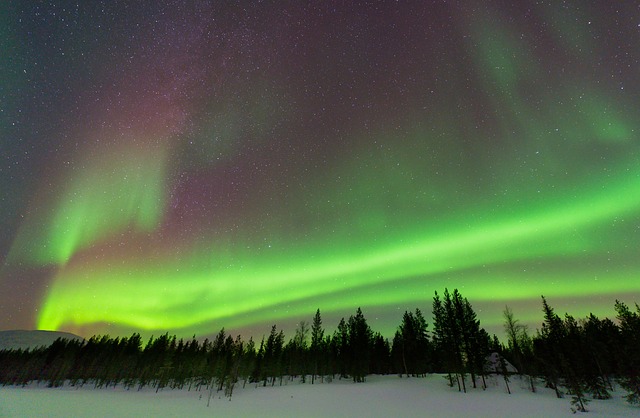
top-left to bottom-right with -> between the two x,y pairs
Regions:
1,1 -> 639,340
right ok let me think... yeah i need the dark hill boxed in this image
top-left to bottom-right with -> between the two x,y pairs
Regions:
0,330 -> 83,351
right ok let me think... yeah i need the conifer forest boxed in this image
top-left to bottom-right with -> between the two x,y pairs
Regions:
1,289 -> 639,412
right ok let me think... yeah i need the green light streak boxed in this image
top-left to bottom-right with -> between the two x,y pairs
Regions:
8,144 -> 167,265
37,157 -> 640,334
467,12 -> 636,149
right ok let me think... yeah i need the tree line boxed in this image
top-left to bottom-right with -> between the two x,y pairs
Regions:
0,289 -> 638,411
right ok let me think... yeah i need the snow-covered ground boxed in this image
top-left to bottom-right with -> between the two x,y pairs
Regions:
0,374 -> 636,417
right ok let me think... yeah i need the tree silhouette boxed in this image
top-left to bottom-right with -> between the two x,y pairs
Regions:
2,295 -> 640,409
310,309 -> 325,384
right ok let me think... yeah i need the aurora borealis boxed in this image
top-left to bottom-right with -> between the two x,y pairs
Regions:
1,1 -> 639,339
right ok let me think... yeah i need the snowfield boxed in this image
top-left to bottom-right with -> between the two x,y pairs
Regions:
0,374 -> 636,418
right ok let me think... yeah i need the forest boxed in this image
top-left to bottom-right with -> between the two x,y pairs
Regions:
1,289 -> 638,412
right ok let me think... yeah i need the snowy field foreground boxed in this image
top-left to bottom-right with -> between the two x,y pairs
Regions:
0,375 -> 636,418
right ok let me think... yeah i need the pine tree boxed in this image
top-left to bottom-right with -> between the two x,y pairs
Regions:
334,318 -> 349,379
240,337 -> 256,389
207,329 -> 227,405
445,289 -> 466,392
431,289 -> 469,391
432,291 -> 455,387
310,309 -> 324,384
294,320 -> 309,382
394,309 -> 431,377
615,300 -> 640,405
262,325 -> 285,386
370,332 -> 391,375
223,335 -> 243,399
537,296 -> 564,399
503,306 -> 536,392
251,337 -> 265,386
563,314 -> 589,412
209,328 -> 227,393
583,314 -> 616,397
457,295 -> 487,389
283,321 -> 309,383
43,338 -> 77,388
413,308 -> 431,376
397,311 -> 415,377
391,330 -> 404,376
503,306 -> 525,374
348,308 -> 372,382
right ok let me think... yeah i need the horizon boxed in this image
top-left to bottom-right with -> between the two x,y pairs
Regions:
2,293 -> 635,345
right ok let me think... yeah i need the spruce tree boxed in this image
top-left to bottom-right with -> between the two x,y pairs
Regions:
503,306 -> 525,374
538,296 -> 564,398
334,318 -> 349,379
503,306 -> 536,392
310,309 -> 324,384
563,314 -> 589,412
431,289 -> 468,391
394,309 -> 431,377
397,311 -> 415,377
251,337 -> 265,387
223,335 -> 243,399
583,314 -> 616,397
370,332 -> 391,375
241,337 -> 256,389
262,325 -> 285,386
347,308 -> 372,382
457,294 -> 487,389
445,289 -> 466,392
615,300 -> 640,405
413,308 -> 431,376
432,291 -> 455,387
294,320 -> 309,382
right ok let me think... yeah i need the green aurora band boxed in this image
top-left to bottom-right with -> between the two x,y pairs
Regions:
8,144 -> 168,266
36,151 -> 640,336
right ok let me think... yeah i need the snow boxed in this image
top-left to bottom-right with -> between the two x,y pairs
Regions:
485,352 -> 518,374
0,375 -> 636,417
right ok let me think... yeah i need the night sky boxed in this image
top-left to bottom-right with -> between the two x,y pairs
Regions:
2,1 -> 639,340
